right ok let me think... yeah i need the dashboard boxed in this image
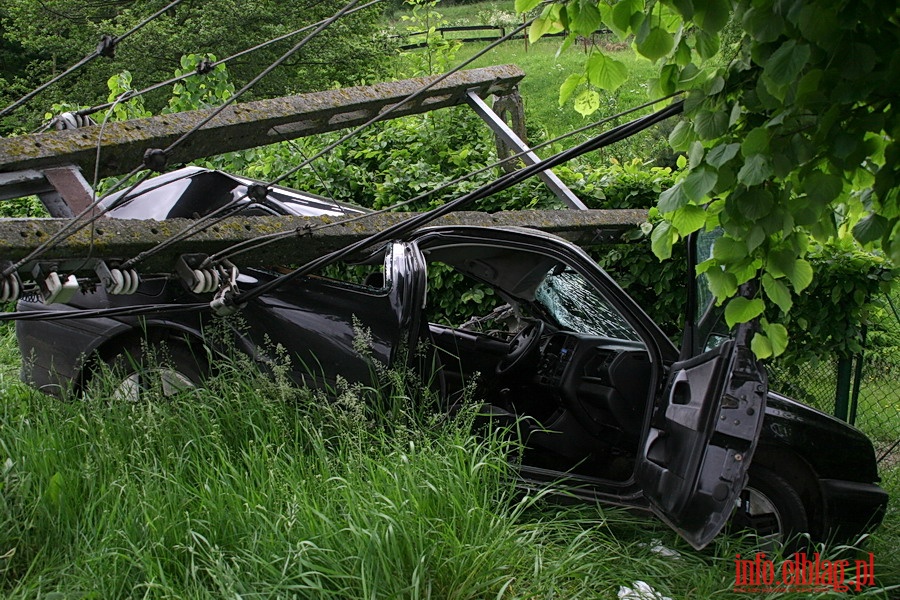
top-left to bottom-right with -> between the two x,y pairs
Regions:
536,332 -> 652,437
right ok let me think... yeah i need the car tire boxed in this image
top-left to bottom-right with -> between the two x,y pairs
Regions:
732,465 -> 809,552
100,336 -> 208,401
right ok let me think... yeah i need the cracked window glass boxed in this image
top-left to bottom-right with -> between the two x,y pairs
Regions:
535,268 -> 640,341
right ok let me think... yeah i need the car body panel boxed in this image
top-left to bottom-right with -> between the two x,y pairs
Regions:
101,166 -> 368,219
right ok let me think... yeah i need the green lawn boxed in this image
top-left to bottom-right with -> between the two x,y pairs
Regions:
389,1 -> 675,166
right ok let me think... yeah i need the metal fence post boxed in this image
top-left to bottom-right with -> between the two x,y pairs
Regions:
849,325 -> 867,426
835,356 -> 852,421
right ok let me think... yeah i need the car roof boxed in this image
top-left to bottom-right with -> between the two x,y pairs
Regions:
100,166 -> 369,220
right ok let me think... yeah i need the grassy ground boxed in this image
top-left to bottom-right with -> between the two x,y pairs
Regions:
388,1 -> 674,166
0,325 -> 898,598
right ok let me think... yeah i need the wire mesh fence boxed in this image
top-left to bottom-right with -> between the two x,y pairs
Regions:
768,289 -> 900,466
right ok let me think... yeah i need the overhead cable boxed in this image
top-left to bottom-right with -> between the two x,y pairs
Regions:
4,0 -> 367,276
233,100 -> 684,306
0,101 -> 682,323
0,0 -> 188,119
211,92 -> 683,264
61,0 -> 384,122
119,17 -> 534,270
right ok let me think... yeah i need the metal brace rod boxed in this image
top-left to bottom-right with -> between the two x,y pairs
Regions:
465,90 -> 588,210
0,165 -> 97,218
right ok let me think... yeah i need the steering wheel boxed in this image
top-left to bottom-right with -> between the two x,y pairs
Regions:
496,320 -> 545,377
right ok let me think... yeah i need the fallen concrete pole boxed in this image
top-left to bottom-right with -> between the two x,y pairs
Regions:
0,209 -> 648,276
0,65 -> 525,180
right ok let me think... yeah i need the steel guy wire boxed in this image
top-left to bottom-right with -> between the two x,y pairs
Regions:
5,0 -> 368,276
0,0 -> 189,119
61,0 -> 385,122
210,92 -> 684,264
121,18 -> 534,270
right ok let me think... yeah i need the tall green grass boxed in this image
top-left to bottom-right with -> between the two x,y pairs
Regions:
0,325 -> 897,598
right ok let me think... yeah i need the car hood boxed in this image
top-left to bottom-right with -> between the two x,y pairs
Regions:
764,390 -> 880,482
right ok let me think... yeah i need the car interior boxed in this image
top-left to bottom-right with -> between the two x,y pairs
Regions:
421,243 -> 655,482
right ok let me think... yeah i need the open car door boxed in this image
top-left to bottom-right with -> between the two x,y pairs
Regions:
636,231 -> 768,550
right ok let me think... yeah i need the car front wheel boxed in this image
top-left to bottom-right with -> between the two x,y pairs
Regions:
732,465 -> 810,551
98,336 -> 208,401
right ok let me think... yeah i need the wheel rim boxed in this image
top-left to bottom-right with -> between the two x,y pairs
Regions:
114,368 -> 195,401
736,486 -> 783,545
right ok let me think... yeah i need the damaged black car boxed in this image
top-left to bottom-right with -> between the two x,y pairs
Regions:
15,167 -> 888,551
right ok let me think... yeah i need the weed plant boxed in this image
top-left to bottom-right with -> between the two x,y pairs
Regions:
0,324 -> 897,597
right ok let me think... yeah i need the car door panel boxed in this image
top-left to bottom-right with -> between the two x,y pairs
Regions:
637,322 -> 767,549
238,272 -> 400,389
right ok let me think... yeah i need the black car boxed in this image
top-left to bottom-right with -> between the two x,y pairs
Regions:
15,168 -> 888,550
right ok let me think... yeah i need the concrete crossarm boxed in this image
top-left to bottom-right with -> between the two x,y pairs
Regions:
0,65 -> 525,180
0,209 -> 648,275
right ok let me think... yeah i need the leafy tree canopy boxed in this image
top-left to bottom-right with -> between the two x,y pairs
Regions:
521,0 -> 899,357
1,0 -> 388,130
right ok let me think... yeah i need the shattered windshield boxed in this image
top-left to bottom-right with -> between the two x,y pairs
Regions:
534,268 -> 640,341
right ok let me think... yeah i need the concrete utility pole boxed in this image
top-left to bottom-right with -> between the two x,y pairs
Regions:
0,66 -> 527,180
0,209 -> 648,275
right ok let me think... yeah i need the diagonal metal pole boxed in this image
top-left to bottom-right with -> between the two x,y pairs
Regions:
465,91 -> 587,210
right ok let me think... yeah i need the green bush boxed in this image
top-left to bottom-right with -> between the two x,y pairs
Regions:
775,243 -> 894,366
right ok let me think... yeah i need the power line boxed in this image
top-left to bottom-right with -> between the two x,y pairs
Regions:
0,0 -> 189,119
120,18 -> 534,270
58,0 -> 384,123
232,101 -> 684,307
210,92 -> 683,264
0,100 -> 682,323
3,0 -> 372,276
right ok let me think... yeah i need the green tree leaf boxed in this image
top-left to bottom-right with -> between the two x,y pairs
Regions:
713,236 -> 749,263
725,297 -> 765,328
762,321 -> 789,356
559,74 -> 584,107
741,127 -> 770,157
570,2 -> 602,36
762,273 -> 792,313
651,221 -> 676,260
529,17 -> 555,43
737,155 -> 773,186
694,109 -> 728,139
706,143 -> 740,168
694,0 -> 730,33
658,182 -> 690,213
636,26 -> 674,61
515,0 -> 542,13
611,0 -> 642,34
790,259 -> 814,292
852,213 -> 890,244
668,121 -> 696,151
683,168 -> 718,201
751,332 -> 773,359
671,203 -> 708,235
585,52 -> 628,91
705,266 -> 738,302
694,29 -> 720,59
573,90 -> 600,116
763,40 -> 811,87
734,187 -> 774,220
803,171 -> 843,205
